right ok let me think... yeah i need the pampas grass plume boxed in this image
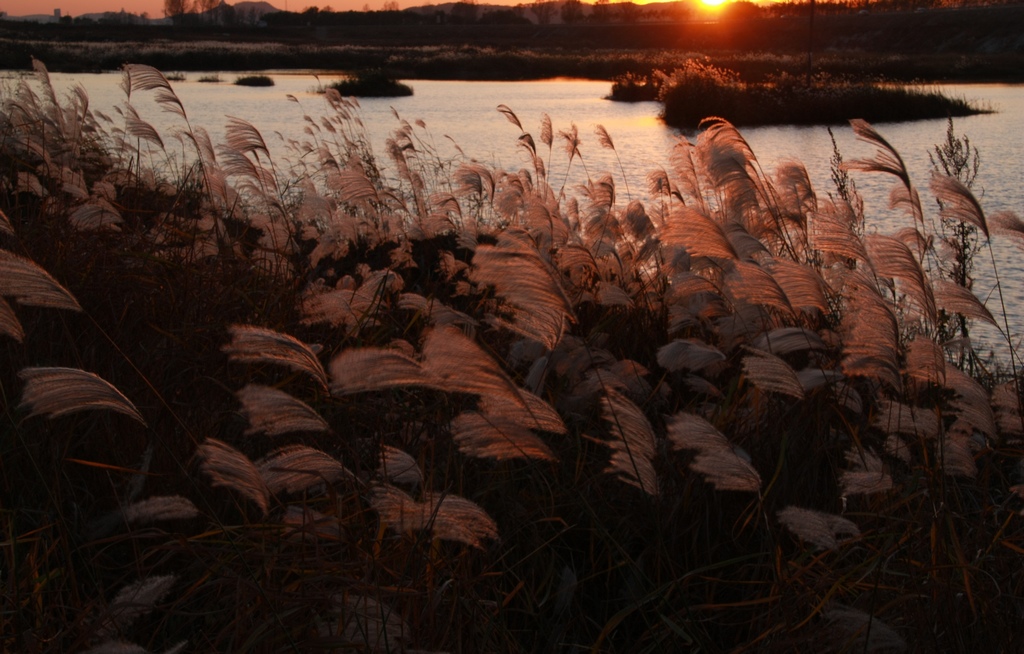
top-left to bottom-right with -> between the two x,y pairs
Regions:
777,506 -> 860,550
237,384 -> 330,436
0,249 -> 82,311
223,324 -> 328,390
369,484 -> 498,549
197,438 -> 271,515
18,367 -> 146,425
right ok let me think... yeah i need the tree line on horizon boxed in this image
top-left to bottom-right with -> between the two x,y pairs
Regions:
236,0 -> 1024,27
25,0 -> 1018,29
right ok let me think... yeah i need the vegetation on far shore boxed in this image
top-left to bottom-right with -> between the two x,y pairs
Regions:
2,36 -> 1021,84
4,59 -> 1024,653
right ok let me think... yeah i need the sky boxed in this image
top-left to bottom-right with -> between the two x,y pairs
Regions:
1,0 -> 682,20
4,0 -> 269,18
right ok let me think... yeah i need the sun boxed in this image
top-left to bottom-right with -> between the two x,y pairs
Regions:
700,0 -> 729,6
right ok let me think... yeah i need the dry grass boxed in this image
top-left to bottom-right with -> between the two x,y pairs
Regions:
3,59 -> 1024,653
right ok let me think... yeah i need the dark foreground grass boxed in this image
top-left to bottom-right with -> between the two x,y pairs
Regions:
4,60 -> 1024,653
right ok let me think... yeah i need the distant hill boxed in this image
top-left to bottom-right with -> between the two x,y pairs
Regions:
232,1 -> 281,18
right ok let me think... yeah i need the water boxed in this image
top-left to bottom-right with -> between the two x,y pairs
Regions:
9,70 -> 1024,362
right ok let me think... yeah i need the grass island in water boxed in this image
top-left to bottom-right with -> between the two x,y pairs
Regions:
234,74 -> 275,87
611,61 -> 986,128
329,70 -> 414,97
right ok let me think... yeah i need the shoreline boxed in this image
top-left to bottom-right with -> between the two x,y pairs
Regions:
2,5 -> 1023,83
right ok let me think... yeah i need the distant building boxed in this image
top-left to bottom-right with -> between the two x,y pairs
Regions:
54,8 -> 61,18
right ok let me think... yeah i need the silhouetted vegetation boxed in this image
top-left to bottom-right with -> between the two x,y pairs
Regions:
234,74 -> 274,86
643,62 -> 985,127
609,70 -> 663,101
329,70 -> 413,97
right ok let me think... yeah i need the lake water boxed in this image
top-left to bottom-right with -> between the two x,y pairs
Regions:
9,70 -> 1024,363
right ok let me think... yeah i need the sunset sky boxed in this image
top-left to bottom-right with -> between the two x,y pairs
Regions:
0,0 -> 687,20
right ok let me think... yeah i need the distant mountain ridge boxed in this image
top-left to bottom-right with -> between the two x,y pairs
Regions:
232,1 -> 281,17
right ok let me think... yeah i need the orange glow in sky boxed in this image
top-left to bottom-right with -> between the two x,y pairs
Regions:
1,0 -> 716,21
12,0 -> 418,18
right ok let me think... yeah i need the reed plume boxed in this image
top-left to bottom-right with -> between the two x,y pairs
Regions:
236,384 -> 330,436
0,297 -> 25,342
451,410 -> 557,462
992,381 -> 1024,439
600,389 -> 659,495
944,366 -> 996,440
256,445 -> 349,495
368,484 -> 498,549
849,118 -> 922,227
18,367 -> 147,425
751,326 -> 827,356
838,269 -> 902,391
873,399 -> 940,440
398,292 -> 479,329
905,336 -> 949,387
726,260 -> 794,316
932,279 -> 997,327
470,231 -> 574,350
301,269 -> 403,332
98,575 -> 177,638
840,449 -> 893,497
659,205 -> 739,261
777,506 -> 860,550
329,345 -> 430,394
811,202 -> 870,264
657,338 -> 726,373
69,199 -> 124,232
667,412 -> 761,493
378,445 -> 422,486
420,326 -> 565,434
765,258 -> 830,314
0,249 -> 83,311
122,64 -> 187,121
222,324 -> 328,390
865,232 -> 936,324
196,438 -> 271,515
122,496 -> 200,525
929,171 -> 990,238
741,347 -> 805,399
